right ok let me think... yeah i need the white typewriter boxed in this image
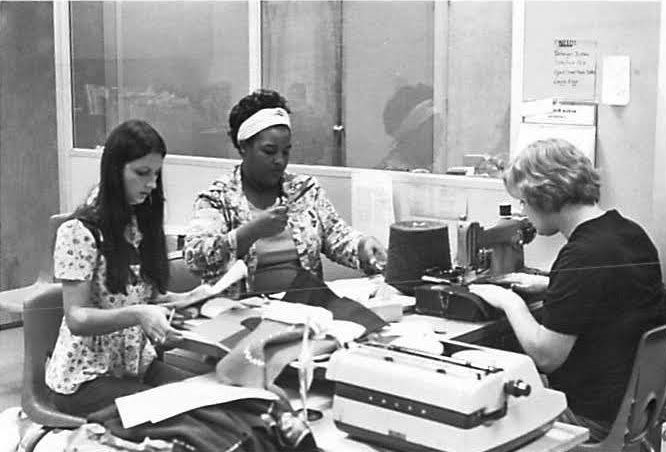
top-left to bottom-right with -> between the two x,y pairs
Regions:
325,340 -> 567,452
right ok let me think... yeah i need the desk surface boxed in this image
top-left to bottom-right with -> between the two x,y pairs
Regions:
166,286 -> 580,452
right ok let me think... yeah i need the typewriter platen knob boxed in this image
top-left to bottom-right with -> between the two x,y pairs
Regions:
504,380 -> 531,398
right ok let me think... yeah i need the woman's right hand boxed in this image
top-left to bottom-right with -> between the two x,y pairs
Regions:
135,304 -> 180,345
249,205 -> 288,239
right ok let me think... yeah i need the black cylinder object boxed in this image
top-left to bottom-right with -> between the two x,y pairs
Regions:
384,220 -> 451,295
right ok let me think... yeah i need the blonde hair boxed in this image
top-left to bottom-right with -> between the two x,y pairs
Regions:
503,138 -> 600,213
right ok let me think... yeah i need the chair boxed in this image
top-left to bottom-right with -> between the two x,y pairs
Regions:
574,324 -> 666,452
167,250 -> 201,292
21,283 -> 85,451
0,213 -> 71,314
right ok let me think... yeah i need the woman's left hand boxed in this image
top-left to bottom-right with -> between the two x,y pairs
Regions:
358,236 -> 387,275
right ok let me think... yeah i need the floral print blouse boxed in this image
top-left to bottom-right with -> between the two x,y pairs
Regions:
183,166 -> 364,295
45,217 -> 156,395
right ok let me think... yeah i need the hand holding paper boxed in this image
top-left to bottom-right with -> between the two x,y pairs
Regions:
158,260 -> 249,310
208,259 -> 249,297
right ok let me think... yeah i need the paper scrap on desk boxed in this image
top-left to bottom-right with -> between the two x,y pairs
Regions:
178,328 -> 230,351
351,170 -> 394,247
326,278 -> 380,304
327,277 -> 415,308
115,372 -> 279,429
200,296 -> 244,318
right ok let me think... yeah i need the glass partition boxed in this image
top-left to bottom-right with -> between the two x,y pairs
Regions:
69,0 -> 512,176
70,1 -> 249,158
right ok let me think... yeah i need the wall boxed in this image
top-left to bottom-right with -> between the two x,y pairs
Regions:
523,1 -> 663,262
0,2 -> 60,322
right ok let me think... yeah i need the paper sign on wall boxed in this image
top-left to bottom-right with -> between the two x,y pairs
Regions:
517,122 -> 596,165
552,39 -> 597,101
601,56 -> 631,106
351,170 -> 394,248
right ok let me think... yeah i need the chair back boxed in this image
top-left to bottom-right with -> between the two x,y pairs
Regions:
21,283 -> 85,427
0,213 -> 72,314
37,213 -> 72,283
576,324 -> 666,451
167,250 -> 201,292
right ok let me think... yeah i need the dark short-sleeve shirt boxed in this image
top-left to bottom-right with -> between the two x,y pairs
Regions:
542,210 -> 666,422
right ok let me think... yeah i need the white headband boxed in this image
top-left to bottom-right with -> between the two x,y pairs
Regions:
237,107 -> 291,142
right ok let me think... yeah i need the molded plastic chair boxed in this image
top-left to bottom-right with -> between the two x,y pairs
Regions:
167,250 -> 201,292
574,324 -> 666,452
21,283 -> 85,451
0,213 -> 70,314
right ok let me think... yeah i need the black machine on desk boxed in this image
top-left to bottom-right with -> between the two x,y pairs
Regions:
412,205 -> 539,322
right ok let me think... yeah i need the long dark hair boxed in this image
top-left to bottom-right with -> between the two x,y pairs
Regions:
74,119 -> 169,294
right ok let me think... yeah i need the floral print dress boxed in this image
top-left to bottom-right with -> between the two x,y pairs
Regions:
45,217 -> 156,395
183,165 -> 365,296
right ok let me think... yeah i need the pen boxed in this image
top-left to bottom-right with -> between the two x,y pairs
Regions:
167,308 -> 175,325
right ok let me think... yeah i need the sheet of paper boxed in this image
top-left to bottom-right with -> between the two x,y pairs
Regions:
522,98 -> 554,117
351,170 -> 394,247
601,55 -> 630,106
517,123 -> 596,165
327,276 -> 415,308
115,372 -> 279,428
395,182 -> 467,222
200,296 -> 244,318
326,277 -> 380,304
551,38 -> 597,101
209,259 -> 248,296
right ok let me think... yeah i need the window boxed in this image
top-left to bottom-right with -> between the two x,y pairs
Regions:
71,1 -> 249,158
69,1 -> 512,175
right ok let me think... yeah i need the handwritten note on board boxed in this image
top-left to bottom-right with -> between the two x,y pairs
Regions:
552,39 -> 597,101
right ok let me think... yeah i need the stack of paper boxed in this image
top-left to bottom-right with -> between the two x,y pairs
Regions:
115,373 -> 279,428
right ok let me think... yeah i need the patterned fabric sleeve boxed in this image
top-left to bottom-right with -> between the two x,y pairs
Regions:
53,219 -> 98,281
313,181 -> 363,269
183,190 -> 237,281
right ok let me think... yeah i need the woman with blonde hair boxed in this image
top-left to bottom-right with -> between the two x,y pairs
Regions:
470,138 -> 666,442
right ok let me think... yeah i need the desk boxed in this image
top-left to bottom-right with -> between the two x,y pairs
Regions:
164,295 -> 544,376
163,298 -> 587,452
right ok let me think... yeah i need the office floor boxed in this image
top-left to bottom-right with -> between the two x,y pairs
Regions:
0,326 -> 23,412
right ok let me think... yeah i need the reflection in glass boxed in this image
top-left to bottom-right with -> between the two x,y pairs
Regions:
71,1 -> 249,158
377,83 -> 435,172
69,1 -> 512,177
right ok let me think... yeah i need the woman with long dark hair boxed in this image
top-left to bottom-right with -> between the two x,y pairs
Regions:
45,119 -> 209,416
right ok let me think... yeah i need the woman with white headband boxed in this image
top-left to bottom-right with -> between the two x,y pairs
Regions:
184,89 -> 386,295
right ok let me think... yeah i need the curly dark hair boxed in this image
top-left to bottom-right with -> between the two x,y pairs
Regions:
227,89 -> 291,150
74,119 -> 169,294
